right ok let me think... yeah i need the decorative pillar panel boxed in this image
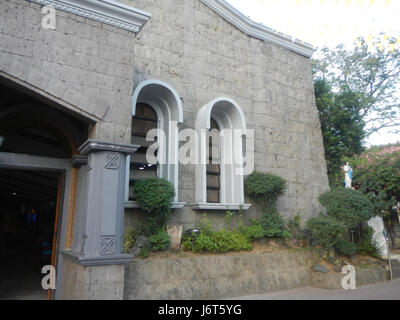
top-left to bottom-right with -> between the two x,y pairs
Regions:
77,140 -> 138,262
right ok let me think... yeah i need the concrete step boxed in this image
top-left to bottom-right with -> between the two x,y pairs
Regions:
390,259 -> 400,279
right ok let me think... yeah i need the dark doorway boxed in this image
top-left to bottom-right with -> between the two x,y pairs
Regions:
0,169 -> 60,300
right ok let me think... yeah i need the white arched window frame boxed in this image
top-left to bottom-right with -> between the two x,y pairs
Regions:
190,97 -> 251,211
125,80 -> 185,208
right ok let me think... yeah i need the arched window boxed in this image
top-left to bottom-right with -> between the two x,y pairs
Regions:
128,103 -> 158,200
206,119 -> 221,203
126,80 -> 184,207
191,98 -> 251,210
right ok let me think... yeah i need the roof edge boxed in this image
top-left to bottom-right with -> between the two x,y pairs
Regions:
200,0 -> 315,58
27,0 -> 151,33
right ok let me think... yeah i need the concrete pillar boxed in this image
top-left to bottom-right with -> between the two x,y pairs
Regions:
58,140 -> 138,300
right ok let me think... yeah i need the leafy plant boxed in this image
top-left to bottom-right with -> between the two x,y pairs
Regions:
287,213 -> 307,240
357,226 -> 380,258
149,229 -> 170,251
191,230 -> 252,253
182,215 -> 252,253
260,213 -> 291,239
306,215 -> 348,250
122,227 -> 141,253
244,171 -> 287,214
334,239 -> 357,257
319,188 -> 374,228
240,220 -> 266,240
134,178 -> 175,236
138,247 -> 149,259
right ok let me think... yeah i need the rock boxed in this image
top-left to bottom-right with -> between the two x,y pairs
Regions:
312,263 -> 329,273
167,225 -> 183,250
334,264 -> 343,273
130,235 -> 149,256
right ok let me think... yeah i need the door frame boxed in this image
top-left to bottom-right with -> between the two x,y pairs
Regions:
0,151 -> 70,299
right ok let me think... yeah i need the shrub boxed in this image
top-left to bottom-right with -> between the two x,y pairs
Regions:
182,218 -> 253,253
195,230 -> 252,253
306,215 -> 348,249
261,213 -> 291,239
138,247 -> 149,259
319,188 -> 374,228
122,227 -> 140,253
335,239 -> 357,257
287,213 -> 306,240
149,229 -> 170,251
134,178 -> 175,236
245,171 -> 287,213
240,221 -> 266,240
357,226 -> 380,257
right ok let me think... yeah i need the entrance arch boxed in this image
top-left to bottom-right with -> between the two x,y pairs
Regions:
0,78 -> 89,299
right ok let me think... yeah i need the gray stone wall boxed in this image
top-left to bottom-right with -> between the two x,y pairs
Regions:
124,249 -> 322,299
1,0 -> 329,231
123,0 -> 330,229
60,257 -> 125,300
0,0 -> 135,144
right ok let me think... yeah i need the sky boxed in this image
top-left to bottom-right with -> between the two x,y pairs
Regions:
226,0 -> 400,147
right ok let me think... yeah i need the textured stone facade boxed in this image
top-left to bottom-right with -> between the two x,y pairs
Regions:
122,0 -> 330,228
0,0 -> 329,232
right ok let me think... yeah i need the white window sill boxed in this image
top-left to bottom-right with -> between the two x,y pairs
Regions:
124,201 -> 186,209
188,203 -> 252,211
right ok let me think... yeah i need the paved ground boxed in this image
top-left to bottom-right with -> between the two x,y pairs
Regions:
229,278 -> 400,300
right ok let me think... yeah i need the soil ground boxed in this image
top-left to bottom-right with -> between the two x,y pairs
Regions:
137,238 -> 388,272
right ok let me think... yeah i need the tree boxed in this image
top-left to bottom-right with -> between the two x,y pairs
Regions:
313,36 -> 400,136
348,143 -> 400,217
314,79 -> 365,186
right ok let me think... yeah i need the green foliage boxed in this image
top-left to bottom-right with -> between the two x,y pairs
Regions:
260,213 -> 292,239
319,188 -> 374,228
244,171 -> 287,213
312,38 -> 400,137
357,226 -> 380,258
122,227 -> 140,253
334,239 -> 357,257
189,230 -> 252,253
182,214 -> 252,253
138,247 -> 149,259
349,145 -> 400,217
306,215 -> 348,249
134,178 -> 175,236
149,229 -> 170,251
134,178 -> 175,214
240,221 -> 266,240
314,79 -> 365,187
287,214 -> 307,240
312,38 -> 400,187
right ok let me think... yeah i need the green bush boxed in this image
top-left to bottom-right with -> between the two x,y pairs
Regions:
287,214 -> 306,240
335,239 -> 357,257
357,226 -> 380,257
182,223 -> 253,253
261,213 -> 291,239
134,178 -> 175,236
245,171 -> 287,213
122,227 -> 140,253
319,188 -> 374,228
240,221 -> 266,240
306,215 -> 348,249
149,229 -> 170,251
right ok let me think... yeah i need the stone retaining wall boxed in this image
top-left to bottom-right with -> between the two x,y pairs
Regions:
124,249 -> 322,300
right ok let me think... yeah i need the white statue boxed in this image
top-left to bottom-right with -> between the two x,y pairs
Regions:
343,162 -> 353,189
